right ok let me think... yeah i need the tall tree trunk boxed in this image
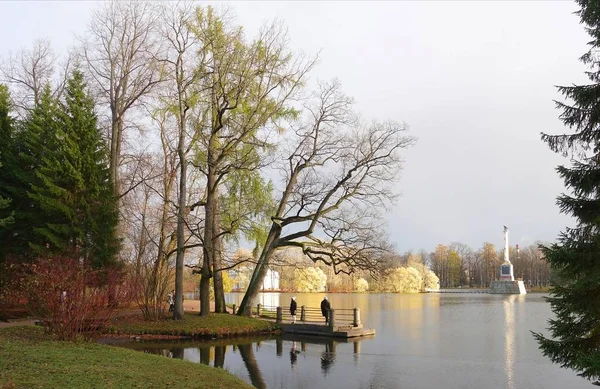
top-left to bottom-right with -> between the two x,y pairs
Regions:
239,162 -> 300,315
238,226 -> 281,316
149,148 -> 175,316
108,115 -> 124,308
199,270 -> 211,316
134,191 -> 150,275
109,114 -> 123,197
174,69 -> 188,319
106,113 -> 122,310
213,192 -> 226,313
200,154 -> 216,316
174,140 -> 186,319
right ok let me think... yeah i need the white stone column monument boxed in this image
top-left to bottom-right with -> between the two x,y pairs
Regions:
489,225 -> 526,294
500,226 -> 514,281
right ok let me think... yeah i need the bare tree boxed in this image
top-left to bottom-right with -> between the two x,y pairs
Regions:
119,152 -> 155,274
155,2 -> 208,320
119,151 -> 176,320
238,80 -> 415,315
80,1 -> 163,195
1,39 -> 72,115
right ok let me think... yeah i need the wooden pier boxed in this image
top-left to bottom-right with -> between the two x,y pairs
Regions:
280,323 -> 376,338
232,303 -> 376,339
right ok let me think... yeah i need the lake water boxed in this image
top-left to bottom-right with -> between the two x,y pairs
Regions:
110,292 -> 592,389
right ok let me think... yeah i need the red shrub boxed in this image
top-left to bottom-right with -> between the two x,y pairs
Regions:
0,258 -> 29,320
22,256 -> 127,340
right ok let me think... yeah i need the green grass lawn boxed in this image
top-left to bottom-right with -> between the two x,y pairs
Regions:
527,286 -> 551,293
0,326 -> 254,389
107,312 -> 277,338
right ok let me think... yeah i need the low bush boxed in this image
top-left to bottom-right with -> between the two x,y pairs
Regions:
22,256 -> 130,340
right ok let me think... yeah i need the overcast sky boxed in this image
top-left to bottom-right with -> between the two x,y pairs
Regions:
0,1 -> 589,253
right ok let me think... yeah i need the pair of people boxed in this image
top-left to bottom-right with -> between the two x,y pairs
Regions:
289,296 -> 331,325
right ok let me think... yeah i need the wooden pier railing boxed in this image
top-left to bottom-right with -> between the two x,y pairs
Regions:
231,303 -> 362,329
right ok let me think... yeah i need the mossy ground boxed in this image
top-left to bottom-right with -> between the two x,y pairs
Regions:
106,312 -> 277,338
0,326 -> 254,389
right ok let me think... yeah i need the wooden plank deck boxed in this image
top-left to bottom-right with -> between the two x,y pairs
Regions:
279,323 -> 376,338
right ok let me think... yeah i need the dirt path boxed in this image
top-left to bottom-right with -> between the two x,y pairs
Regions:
0,319 -> 38,329
0,300 -> 228,329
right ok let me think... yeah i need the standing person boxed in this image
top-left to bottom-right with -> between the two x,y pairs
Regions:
167,290 -> 175,313
290,296 -> 297,324
59,290 -> 68,314
321,296 -> 331,325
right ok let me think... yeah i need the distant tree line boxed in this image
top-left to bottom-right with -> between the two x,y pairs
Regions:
426,242 -> 550,288
231,247 -> 440,294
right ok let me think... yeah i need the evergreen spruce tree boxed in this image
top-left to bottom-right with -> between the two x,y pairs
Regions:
533,0 -> 600,382
29,70 -> 119,267
0,84 -> 61,260
0,162 -> 12,230
0,85 -> 14,231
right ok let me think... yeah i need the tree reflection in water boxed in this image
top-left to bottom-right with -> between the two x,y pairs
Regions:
238,343 -> 267,389
199,346 -> 210,366
171,348 -> 184,360
118,335 -> 368,388
214,345 -> 225,369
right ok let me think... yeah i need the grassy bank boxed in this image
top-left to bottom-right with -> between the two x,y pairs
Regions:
0,326 -> 253,389
107,312 -> 277,338
527,286 -> 551,293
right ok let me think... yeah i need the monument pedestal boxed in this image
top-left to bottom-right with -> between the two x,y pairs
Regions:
489,280 -> 527,294
488,227 -> 527,294
500,262 -> 514,281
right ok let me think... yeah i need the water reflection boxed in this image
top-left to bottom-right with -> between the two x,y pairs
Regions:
100,293 -> 592,389
320,340 -> 336,376
238,343 -> 267,389
503,295 -> 516,389
172,347 -> 184,359
290,341 -> 299,369
215,345 -> 225,369
199,345 -> 210,366
105,334 -> 369,389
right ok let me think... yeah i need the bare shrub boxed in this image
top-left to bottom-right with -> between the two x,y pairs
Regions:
23,256 -> 127,340
130,260 -> 173,321
0,258 -> 29,321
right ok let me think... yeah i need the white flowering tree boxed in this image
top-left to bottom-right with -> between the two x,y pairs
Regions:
422,269 -> 440,291
294,267 -> 327,292
376,266 -> 422,293
354,277 -> 369,293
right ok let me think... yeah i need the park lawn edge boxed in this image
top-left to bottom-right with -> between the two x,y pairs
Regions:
0,326 -> 254,389
105,312 -> 279,339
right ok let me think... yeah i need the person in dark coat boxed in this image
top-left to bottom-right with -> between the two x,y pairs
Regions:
290,296 -> 297,324
320,296 -> 331,325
